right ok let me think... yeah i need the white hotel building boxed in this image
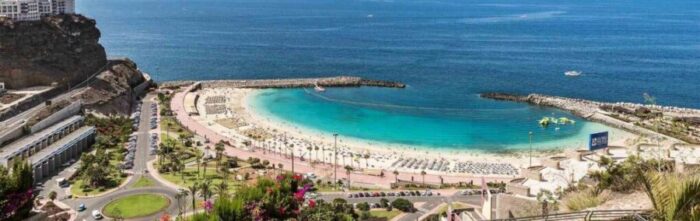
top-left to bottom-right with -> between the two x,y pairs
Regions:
0,0 -> 74,21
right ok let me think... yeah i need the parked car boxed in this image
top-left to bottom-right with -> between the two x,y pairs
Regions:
77,204 -> 86,212
92,210 -> 103,219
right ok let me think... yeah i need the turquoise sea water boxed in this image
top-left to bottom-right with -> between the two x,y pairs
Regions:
249,88 -> 620,151
76,0 -> 699,151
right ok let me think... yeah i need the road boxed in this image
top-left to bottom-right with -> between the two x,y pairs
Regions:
38,94 -> 181,221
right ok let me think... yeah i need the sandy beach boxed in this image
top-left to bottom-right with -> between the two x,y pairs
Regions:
189,87 -> 638,177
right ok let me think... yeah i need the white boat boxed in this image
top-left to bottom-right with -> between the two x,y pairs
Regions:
565,70 -> 582,77
314,84 -> 325,92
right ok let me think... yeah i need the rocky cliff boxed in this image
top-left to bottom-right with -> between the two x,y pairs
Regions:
0,14 -> 107,89
70,58 -> 148,115
0,14 -> 150,116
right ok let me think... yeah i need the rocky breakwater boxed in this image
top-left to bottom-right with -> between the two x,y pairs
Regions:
481,92 -> 700,142
166,76 -> 406,89
0,14 -> 107,89
481,93 -> 601,117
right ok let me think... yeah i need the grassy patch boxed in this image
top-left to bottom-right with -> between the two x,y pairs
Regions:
132,177 -> 155,188
103,194 -> 169,218
370,210 -> 401,219
436,202 -> 471,215
564,190 -> 610,211
160,116 -> 192,138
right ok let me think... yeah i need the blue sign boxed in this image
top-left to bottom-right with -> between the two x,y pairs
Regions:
589,132 -> 609,151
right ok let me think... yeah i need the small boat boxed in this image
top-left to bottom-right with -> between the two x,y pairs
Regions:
367,14 -> 374,18
314,83 -> 325,92
565,70 -> 582,77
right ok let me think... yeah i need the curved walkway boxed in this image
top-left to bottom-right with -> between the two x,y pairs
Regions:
171,84 -> 513,189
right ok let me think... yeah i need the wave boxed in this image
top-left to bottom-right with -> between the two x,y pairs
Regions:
302,27 -> 344,32
459,11 -> 566,24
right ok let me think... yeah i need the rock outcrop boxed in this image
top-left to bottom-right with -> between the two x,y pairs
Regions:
0,14 -> 107,89
0,14 -> 150,117
70,58 -> 148,116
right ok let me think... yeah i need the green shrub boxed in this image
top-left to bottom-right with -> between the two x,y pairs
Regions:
391,198 -> 413,212
357,202 -> 370,211
564,190 -> 610,211
379,198 -> 389,208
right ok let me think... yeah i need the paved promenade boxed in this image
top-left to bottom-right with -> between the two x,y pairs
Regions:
171,84 -> 513,188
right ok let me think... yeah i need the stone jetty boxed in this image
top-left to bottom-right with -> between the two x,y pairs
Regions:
160,76 -> 405,89
481,92 -> 700,143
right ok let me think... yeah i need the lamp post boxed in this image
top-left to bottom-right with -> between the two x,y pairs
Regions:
333,133 -> 338,190
529,131 -> 533,168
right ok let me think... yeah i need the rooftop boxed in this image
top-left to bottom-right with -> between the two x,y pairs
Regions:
0,115 -> 83,160
28,126 -> 94,166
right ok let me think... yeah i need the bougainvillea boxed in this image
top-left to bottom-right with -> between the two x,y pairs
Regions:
193,172 -> 357,221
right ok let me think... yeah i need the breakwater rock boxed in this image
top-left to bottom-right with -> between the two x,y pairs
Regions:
161,76 -> 406,89
481,92 -> 700,143
481,93 -> 700,117
480,93 -> 529,103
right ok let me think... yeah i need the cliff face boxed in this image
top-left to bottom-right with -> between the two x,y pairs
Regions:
70,59 -> 148,115
0,14 -> 150,117
0,14 -> 107,89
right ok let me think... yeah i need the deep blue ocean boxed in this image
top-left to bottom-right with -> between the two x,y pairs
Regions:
77,0 -> 700,150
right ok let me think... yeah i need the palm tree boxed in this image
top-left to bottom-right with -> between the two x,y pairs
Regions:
536,190 -> 558,216
178,189 -> 189,215
202,160 -> 208,178
188,182 -> 199,214
174,191 -> 185,216
393,170 -> 399,183
215,182 -> 228,198
421,170 -> 427,186
194,152 -> 203,178
215,141 -> 225,171
158,143 -> 171,165
639,171 -> 700,220
179,160 -> 186,181
221,163 -> 230,185
344,165 -> 354,190
314,146 -> 320,162
321,147 -> 326,163
200,179 -> 212,201
364,154 -> 370,168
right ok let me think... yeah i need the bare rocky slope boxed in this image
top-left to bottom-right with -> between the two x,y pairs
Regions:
0,14 -> 148,116
70,58 -> 147,115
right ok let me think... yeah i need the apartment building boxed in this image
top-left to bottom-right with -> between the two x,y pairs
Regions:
0,0 -> 74,21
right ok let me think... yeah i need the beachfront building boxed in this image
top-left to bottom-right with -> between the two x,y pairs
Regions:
0,0 -> 74,21
0,115 -> 95,182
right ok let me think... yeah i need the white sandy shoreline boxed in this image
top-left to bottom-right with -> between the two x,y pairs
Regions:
234,88 -> 635,168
